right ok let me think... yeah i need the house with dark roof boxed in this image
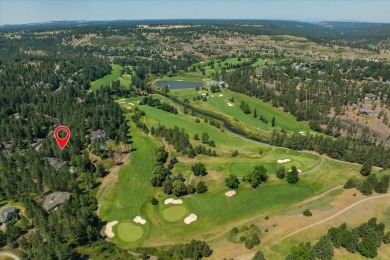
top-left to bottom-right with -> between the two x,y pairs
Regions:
0,206 -> 18,225
46,157 -> 65,171
43,192 -> 70,212
90,129 -> 106,141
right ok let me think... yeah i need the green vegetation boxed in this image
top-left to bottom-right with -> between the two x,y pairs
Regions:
287,218 -> 389,259
162,206 -> 187,222
116,222 -> 144,243
91,64 -> 123,90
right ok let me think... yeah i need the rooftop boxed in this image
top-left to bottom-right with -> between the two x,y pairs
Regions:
0,206 -> 17,223
43,192 -> 70,212
46,157 -> 65,171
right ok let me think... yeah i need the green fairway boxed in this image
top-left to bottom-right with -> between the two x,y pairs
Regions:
162,206 -> 188,222
116,222 -> 144,242
90,64 -> 123,91
100,122 -> 157,221
172,87 -> 311,133
99,94 -> 375,248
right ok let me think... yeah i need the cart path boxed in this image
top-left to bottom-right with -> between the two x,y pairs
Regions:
282,193 -> 390,240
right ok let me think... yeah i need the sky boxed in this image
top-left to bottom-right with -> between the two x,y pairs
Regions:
1,0 -> 389,25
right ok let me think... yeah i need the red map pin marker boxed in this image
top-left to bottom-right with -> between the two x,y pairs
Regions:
54,126 -> 71,149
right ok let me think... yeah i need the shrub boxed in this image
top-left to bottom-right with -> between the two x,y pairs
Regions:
151,197 -> 159,205
303,209 -> 312,217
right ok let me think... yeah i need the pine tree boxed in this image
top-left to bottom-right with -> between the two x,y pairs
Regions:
360,160 -> 373,176
272,116 -> 276,127
252,251 -> 265,260
313,235 -> 334,260
374,175 -> 389,193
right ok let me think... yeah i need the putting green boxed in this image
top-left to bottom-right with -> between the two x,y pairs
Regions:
162,206 -> 187,222
116,222 -> 144,242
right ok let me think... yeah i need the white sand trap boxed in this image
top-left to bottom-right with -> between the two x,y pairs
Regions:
227,102 -> 234,107
133,216 -> 146,225
277,159 -> 291,163
164,198 -> 183,205
299,131 -> 306,134
288,169 -> 302,173
129,102 -> 134,105
201,93 -> 206,96
184,214 -> 197,224
105,221 -> 118,238
219,94 -> 223,97
211,94 -> 214,97
225,190 -> 236,197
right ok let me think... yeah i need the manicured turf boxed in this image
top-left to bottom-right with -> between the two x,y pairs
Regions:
100,122 -> 157,221
162,206 -> 188,222
90,64 -> 123,91
173,87 -> 311,133
116,222 -> 144,242
100,93 -> 372,248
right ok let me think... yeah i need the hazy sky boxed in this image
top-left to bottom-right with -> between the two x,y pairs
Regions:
1,0 -> 389,25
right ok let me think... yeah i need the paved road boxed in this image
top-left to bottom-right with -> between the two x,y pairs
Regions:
0,252 -> 20,260
282,193 -> 390,240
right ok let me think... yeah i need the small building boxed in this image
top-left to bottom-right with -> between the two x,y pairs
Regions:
365,94 -> 376,100
46,157 -> 65,171
43,192 -> 70,212
0,206 -> 18,225
90,129 -> 106,142
359,108 -> 375,116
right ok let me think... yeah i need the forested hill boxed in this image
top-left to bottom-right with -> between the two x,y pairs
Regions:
2,19 -> 389,51
0,25 -> 130,258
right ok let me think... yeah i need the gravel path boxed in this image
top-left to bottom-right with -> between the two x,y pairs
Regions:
0,252 -> 20,260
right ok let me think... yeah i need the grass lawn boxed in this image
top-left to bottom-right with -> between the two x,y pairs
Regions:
90,64 -> 122,91
174,87 -> 311,133
100,94 -> 378,249
99,120 -> 157,221
115,222 -> 144,243
162,206 -> 188,222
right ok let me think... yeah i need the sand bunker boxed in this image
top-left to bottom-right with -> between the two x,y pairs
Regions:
164,198 -> 183,205
277,159 -> 291,163
225,190 -> 236,197
129,102 -> 134,106
211,94 -> 214,97
184,214 -> 197,224
201,93 -> 206,96
227,102 -> 234,107
105,221 -> 118,238
288,169 -> 302,173
133,216 -> 146,225
219,94 -> 223,97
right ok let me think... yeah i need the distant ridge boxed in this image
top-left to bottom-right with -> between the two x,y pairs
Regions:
1,19 -> 389,29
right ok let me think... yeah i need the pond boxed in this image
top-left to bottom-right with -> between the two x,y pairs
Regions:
155,80 -> 204,89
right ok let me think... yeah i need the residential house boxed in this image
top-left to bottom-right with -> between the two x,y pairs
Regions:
46,157 -> 65,171
43,192 -> 70,212
90,129 -> 106,142
0,206 -> 18,226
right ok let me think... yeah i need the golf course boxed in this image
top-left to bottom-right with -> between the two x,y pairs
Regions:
98,74 -> 390,253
